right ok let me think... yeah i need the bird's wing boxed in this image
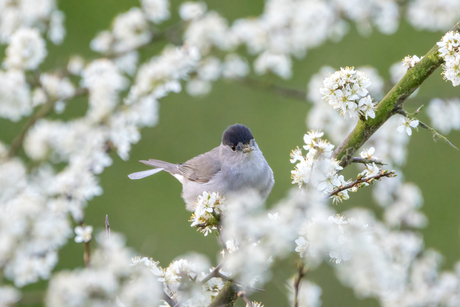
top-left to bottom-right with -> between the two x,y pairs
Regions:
178,147 -> 221,183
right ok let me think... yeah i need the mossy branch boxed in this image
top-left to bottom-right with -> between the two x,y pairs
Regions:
332,20 -> 460,168
208,282 -> 238,307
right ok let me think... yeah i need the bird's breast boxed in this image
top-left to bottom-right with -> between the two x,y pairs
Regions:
222,151 -> 272,192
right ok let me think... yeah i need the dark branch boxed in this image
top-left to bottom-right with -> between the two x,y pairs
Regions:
237,291 -> 254,307
352,157 -> 385,165
294,262 -> 308,307
105,214 -> 111,238
329,170 -> 396,197
239,77 -> 307,101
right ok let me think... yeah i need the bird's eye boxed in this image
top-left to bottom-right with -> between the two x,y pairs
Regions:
231,145 -> 236,151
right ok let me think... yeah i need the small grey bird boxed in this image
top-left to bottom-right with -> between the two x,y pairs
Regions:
128,124 -> 274,211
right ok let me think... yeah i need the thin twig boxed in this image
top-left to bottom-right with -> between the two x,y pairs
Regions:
201,263 -> 223,284
237,291 -> 254,307
84,240 -> 91,268
105,214 -> 110,238
294,262 -> 308,307
352,157 -> 385,165
7,88 -> 88,158
217,223 -> 229,256
217,272 -> 264,292
163,292 -> 178,307
239,77 -> 307,101
8,100 -> 55,158
329,170 -> 396,197
397,108 -> 458,150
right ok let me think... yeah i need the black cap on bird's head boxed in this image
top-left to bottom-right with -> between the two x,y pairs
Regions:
222,124 -> 254,150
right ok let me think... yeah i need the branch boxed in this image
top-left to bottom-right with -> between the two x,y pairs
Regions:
237,291 -> 253,307
7,88 -> 88,158
396,108 -> 458,150
351,157 -> 385,165
294,262 -> 308,307
163,292 -> 178,307
84,240 -> 91,268
201,263 -> 223,285
8,100 -> 55,158
332,21 -> 460,168
208,282 -> 238,307
329,170 -> 396,197
239,77 -> 307,101
105,214 -> 111,238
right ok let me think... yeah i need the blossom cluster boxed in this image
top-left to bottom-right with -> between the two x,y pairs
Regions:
0,1 -> 200,293
438,31 -> 460,86
46,232 -> 162,306
133,254 -> 226,306
320,67 -> 377,119
189,192 -> 227,236
0,0 -> 65,44
428,98 -> 460,134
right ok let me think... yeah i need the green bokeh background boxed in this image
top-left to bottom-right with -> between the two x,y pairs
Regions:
2,0 -> 460,306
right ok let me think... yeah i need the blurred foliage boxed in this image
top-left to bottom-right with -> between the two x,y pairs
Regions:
1,0 -> 459,306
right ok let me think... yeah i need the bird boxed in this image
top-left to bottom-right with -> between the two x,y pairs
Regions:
128,124 -> 274,211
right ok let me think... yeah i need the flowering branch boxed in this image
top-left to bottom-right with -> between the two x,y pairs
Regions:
8,99 -> 55,158
7,87 -> 88,158
332,20 -> 460,168
328,170 -> 396,197
395,108 -> 459,150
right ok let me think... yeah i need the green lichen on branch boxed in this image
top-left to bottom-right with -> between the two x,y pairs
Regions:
208,282 -> 238,307
333,20 -> 460,168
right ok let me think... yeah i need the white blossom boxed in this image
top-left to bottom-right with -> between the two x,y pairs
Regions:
0,286 -> 21,306
141,0 -> 170,24
407,0 -> 460,32
74,226 -> 93,243
254,51 -> 292,79
427,98 -> 460,134
112,8 -> 151,53
397,117 -> 419,136
222,54 -> 249,79
0,70 -> 31,122
402,55 -> 423,69
287,279 -> 322,307
179,1 -> 207,21
48,10 -> 66,44
4,28 -> 47,70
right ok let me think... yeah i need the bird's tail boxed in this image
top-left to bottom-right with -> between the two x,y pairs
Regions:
127,159 -> 178,180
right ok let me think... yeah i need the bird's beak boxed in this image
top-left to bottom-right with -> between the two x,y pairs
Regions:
242,144 -> 255,153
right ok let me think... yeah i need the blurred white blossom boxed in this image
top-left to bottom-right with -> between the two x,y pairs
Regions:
0,70 -> 31,122
4,28 -> 47,70
427,98 -> 460,134
180,1 -> 207,21
74,226 -> 93,243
